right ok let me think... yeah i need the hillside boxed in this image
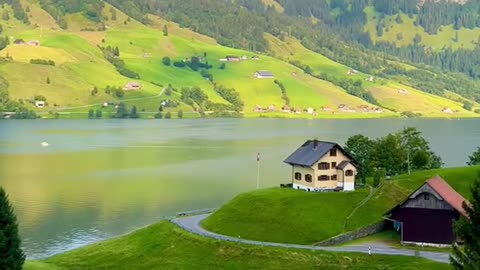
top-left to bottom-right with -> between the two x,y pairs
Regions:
25,221 -> 448,270
0,0 -> 479,118
203,166 -> 480,245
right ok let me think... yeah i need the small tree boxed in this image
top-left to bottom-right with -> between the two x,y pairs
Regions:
130,106 -> 139,119
0,187 -> 25,270
450,176 -> 480,269
154,112 -> 163,119
219,63 -> 226,70
88,109 -> 95,119
46,77 -> 51,84
95,109 -> 102,118
163,25 -> 168,36
165,112 -> 171,119
162,57 -> 171,66
467,147 -> 480,166
177,110 -> 183,119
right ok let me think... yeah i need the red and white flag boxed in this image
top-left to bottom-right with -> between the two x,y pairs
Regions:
256,152 -> 260,162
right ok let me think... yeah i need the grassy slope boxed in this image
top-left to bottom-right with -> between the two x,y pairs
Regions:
365,7 -> 480,50
265,34 -> 476,116
346,166 -> 480,231
204,166 -> 480,245
25,221 -> 448,270
203,188 -> 370,244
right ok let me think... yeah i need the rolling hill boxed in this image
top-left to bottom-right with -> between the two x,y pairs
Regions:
0,0 -> 479,119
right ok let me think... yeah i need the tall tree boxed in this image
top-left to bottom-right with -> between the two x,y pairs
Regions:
468,147 -> 480,166
450,176 -> 480,269
344,134 -> 373,184
0,187 -> 25,270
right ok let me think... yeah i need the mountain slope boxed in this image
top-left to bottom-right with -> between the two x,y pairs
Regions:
0,0 -> 478,118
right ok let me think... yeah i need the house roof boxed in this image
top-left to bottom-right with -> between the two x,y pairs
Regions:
284,140 -> 357,167
385,176 -> 468,217
256,71 -> 273,76
337,160 -> 352,170
426,176 -> 467,216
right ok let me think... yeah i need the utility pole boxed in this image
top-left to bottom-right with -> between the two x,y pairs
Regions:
256,152 -> 260,189
407,150 -> 411,175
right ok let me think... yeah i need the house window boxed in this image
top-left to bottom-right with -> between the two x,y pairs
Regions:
331,162 -> 337,168
305,174 -> 313,183
345,170 -> 354,177
318,175 -> 329,181
424,193 -> 430,200
331,175 -> 337,181
294,172 -> 302,181
330,149 -> 337,157
318,162 -> 330,170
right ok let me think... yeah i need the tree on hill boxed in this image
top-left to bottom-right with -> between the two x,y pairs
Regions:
164,112 -> 171,119
46,77 -> 51,84
95,109 -> 102,118
162,57 -> 171,66
163,25 -> 168,36
450,176 -> 480,269
395,14 -> 403,24
177,110 -> 183,119
88,109 -> 94,119
467,147 -> 480,166
0,187 -> 25,270
2,10 -> 9,21
344,134 -> 373,184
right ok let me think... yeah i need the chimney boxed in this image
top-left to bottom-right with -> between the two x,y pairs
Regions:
313,139 -> 319,150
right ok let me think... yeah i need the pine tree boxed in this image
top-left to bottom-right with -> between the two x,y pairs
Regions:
0,187 -> 25,270
450,176 -> 480,269
163,25 -> 169,36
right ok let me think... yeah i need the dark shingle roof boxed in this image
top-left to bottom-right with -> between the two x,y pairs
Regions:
336,160 -> 351,170
284,140 -> 336,167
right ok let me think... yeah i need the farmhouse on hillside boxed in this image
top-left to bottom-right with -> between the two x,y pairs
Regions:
385,176 -> 467,246
254,71 -> 274,79
35,101 -> 45,108
226,56 -> 241,62
13,39 -> 25,45
27,40 -> 41,46
123,82 -> 142,91
284,140 -> 358,192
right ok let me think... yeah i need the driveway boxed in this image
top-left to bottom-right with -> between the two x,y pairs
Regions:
172,214 -> 450,264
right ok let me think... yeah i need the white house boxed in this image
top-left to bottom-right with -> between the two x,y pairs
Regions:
284,140 -> 358,192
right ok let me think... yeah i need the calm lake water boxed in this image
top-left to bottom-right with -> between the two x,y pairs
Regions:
0,119 -> 479,258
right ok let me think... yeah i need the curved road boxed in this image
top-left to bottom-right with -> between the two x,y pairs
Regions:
172,214 -> 450,264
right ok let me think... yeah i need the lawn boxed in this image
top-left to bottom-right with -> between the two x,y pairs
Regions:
25,221 -> 449,270
203,187 -> 370,244
204,166 -> 480,246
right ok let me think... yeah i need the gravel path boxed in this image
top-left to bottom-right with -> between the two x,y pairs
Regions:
172,214 -> 450,264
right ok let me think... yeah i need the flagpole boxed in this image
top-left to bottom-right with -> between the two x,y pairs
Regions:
256,152 -> 260,189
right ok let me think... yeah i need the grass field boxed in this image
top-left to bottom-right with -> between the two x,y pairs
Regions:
204,166 -> 480,245
365,7 -> 480,50
25,221 -> 449,270
203,187 -> 370,244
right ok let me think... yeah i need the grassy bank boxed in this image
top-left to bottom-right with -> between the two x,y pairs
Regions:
26,221 -> 449,270
204,166 -> 480,245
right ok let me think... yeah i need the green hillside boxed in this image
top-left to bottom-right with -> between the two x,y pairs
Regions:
203,166 -> 480,245
0,0 -> 479,118
25,221 -> 448,270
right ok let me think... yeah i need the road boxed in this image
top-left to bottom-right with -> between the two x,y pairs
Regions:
172,214 -> 450,264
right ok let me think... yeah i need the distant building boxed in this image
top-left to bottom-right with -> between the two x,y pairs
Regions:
27,40 -> 40,46
347,69 -> 358,75
385,176 -> 467,246
35,101 -> 46,108
13,39 -> 25,45
254,71 -> 274,79
306,107 -> 315,114
252,55 -> 260,60
442,108 -> 453,114
266,104 -> 277,112
281,105 -> 291,113
398,89 -> 409,95
253,105 -> 264,113
226,56 -> 241,62
123,82 -> 141,91
284,140 -> 358,192
321,106 -> 333,112
366,76 -> 375,82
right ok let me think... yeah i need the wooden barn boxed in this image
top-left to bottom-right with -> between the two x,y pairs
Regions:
385,176 -> 467,246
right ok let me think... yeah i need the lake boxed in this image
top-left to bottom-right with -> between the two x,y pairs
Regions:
0,119 -> 479,259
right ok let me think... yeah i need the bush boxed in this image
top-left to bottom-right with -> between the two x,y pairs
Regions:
88,109 -> 94,119
154,112 -> 163,119
165,112 -> 171,119
177,110 -> 183,119
162,57 -> 171,66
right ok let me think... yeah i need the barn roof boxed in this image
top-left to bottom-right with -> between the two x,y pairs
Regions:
427,176 -> 467,216
256,71 -> 273,77
284,140 -> 357,167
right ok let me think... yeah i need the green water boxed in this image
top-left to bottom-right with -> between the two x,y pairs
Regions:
0,119 -> 478,258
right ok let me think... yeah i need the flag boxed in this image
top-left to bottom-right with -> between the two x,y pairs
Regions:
256,152 -> 260,162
